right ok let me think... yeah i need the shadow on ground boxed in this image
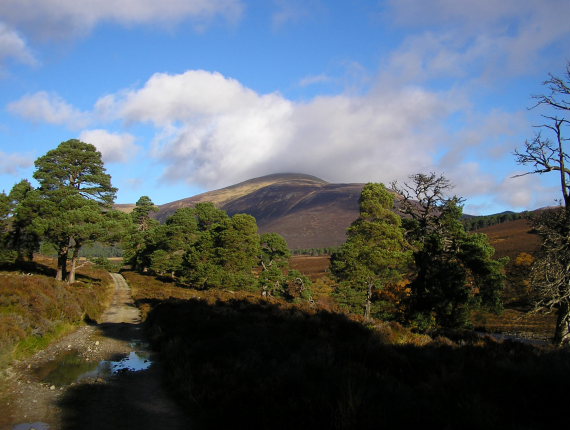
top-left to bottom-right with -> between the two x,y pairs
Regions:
56,319 -> 192,430
144,297 -> 570,430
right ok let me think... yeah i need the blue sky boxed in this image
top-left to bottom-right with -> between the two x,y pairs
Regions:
0,0 -> 569,214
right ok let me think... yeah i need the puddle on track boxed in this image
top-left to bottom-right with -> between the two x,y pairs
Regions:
34,350 -> 152,387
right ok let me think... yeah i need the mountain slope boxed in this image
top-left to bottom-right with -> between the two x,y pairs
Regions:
155,173 -> 364,249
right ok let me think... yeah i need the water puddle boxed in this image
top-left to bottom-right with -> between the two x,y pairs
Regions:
104,351 -> 152,373
12,422 -> 50,430
34,350 -> 152,387
33,351 -> 96,386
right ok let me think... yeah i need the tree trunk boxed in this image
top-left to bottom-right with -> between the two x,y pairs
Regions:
553,299 -> 570,346
364,282 -> 373,320
68,245 -> 80,284
15,250 -> 25,266
56,248 -> 68,281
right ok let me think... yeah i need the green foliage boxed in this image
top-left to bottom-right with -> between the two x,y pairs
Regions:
0,180 -> 42,264
331,183 -> 411,319
259,232 -> 290,269
127,203 -> 264,292
462,211 -> 527,231
180,204 -> 260,290
257,232 -> 311,299
32,139 -> 117,282
33,139 -> 116,206
90,257 -> 122,273
131,195 -> 158,230
122,196 -> 160,271
125,202 -> 311,300
394,173 -> 506,330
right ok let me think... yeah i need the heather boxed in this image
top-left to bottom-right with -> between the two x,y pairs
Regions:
0,258 -> 113,367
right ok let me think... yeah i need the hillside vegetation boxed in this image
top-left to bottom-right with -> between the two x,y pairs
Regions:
0,257 -> 113,368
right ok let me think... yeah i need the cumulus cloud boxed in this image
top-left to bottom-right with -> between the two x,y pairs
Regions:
0,0 -> 243,40
0,151 -> 33,175
497,173 -> 559,210
8,91 -> 90,129
79,129 -> 139,163
94,70 -> 461,188
0,22 -> 36,69
11,66 -> 548,209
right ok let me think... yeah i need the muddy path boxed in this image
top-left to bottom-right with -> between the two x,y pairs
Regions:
0,273 -> 192,430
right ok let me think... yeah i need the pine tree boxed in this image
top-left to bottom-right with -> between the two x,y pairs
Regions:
33,139 -> 116,281
331,183 -> 411,319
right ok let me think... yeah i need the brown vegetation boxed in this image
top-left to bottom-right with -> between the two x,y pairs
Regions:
123,271 -> 570,429
477,218 -> 541,259
0,257 -> 113,367
289,255 -> 330,280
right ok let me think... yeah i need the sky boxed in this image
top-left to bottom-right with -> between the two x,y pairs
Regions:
0,0 -> 569,214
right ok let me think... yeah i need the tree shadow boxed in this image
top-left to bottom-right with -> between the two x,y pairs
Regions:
0,260 -> 100,284
145,298 -> 570,430
56,317 -> 192,430
57,363 -> 193,430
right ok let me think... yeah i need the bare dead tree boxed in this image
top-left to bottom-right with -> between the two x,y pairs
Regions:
391,172 -> 463,240
514,63 -> 570,345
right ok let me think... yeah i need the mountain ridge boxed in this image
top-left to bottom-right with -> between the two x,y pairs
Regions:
152,173 -> 364,249
116,173 -> 540,250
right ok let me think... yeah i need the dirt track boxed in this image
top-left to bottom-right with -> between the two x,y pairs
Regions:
0,273 -> 192,430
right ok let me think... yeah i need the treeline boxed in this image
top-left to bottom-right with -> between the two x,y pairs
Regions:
123,198 -> 311,301
0,139 -> 311,302
462,211 -> 528,231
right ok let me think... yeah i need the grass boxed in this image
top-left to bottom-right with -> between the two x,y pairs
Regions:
0,256 -> 114,368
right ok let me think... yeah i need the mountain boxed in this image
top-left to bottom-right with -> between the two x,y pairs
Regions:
155,173 -> 365,249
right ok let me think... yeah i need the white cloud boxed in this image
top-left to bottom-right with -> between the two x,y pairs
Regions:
0,22 -> 36,69
497,172 -> 559,210
299,74 -> 334,87
0,151 -> 33,175
79,129 -> 139,163
96,70 -> 461,188
383,0 -> 570,80
11,67 -> 546,210
272,0 -> 313,29
7,92 -> 90,129
0,0 -> 243,40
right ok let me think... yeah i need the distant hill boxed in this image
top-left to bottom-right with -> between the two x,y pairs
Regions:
116,173 -> 544,251
114,203 -> 136,214
476,218 -> 541,260
155,173 -> 365,249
